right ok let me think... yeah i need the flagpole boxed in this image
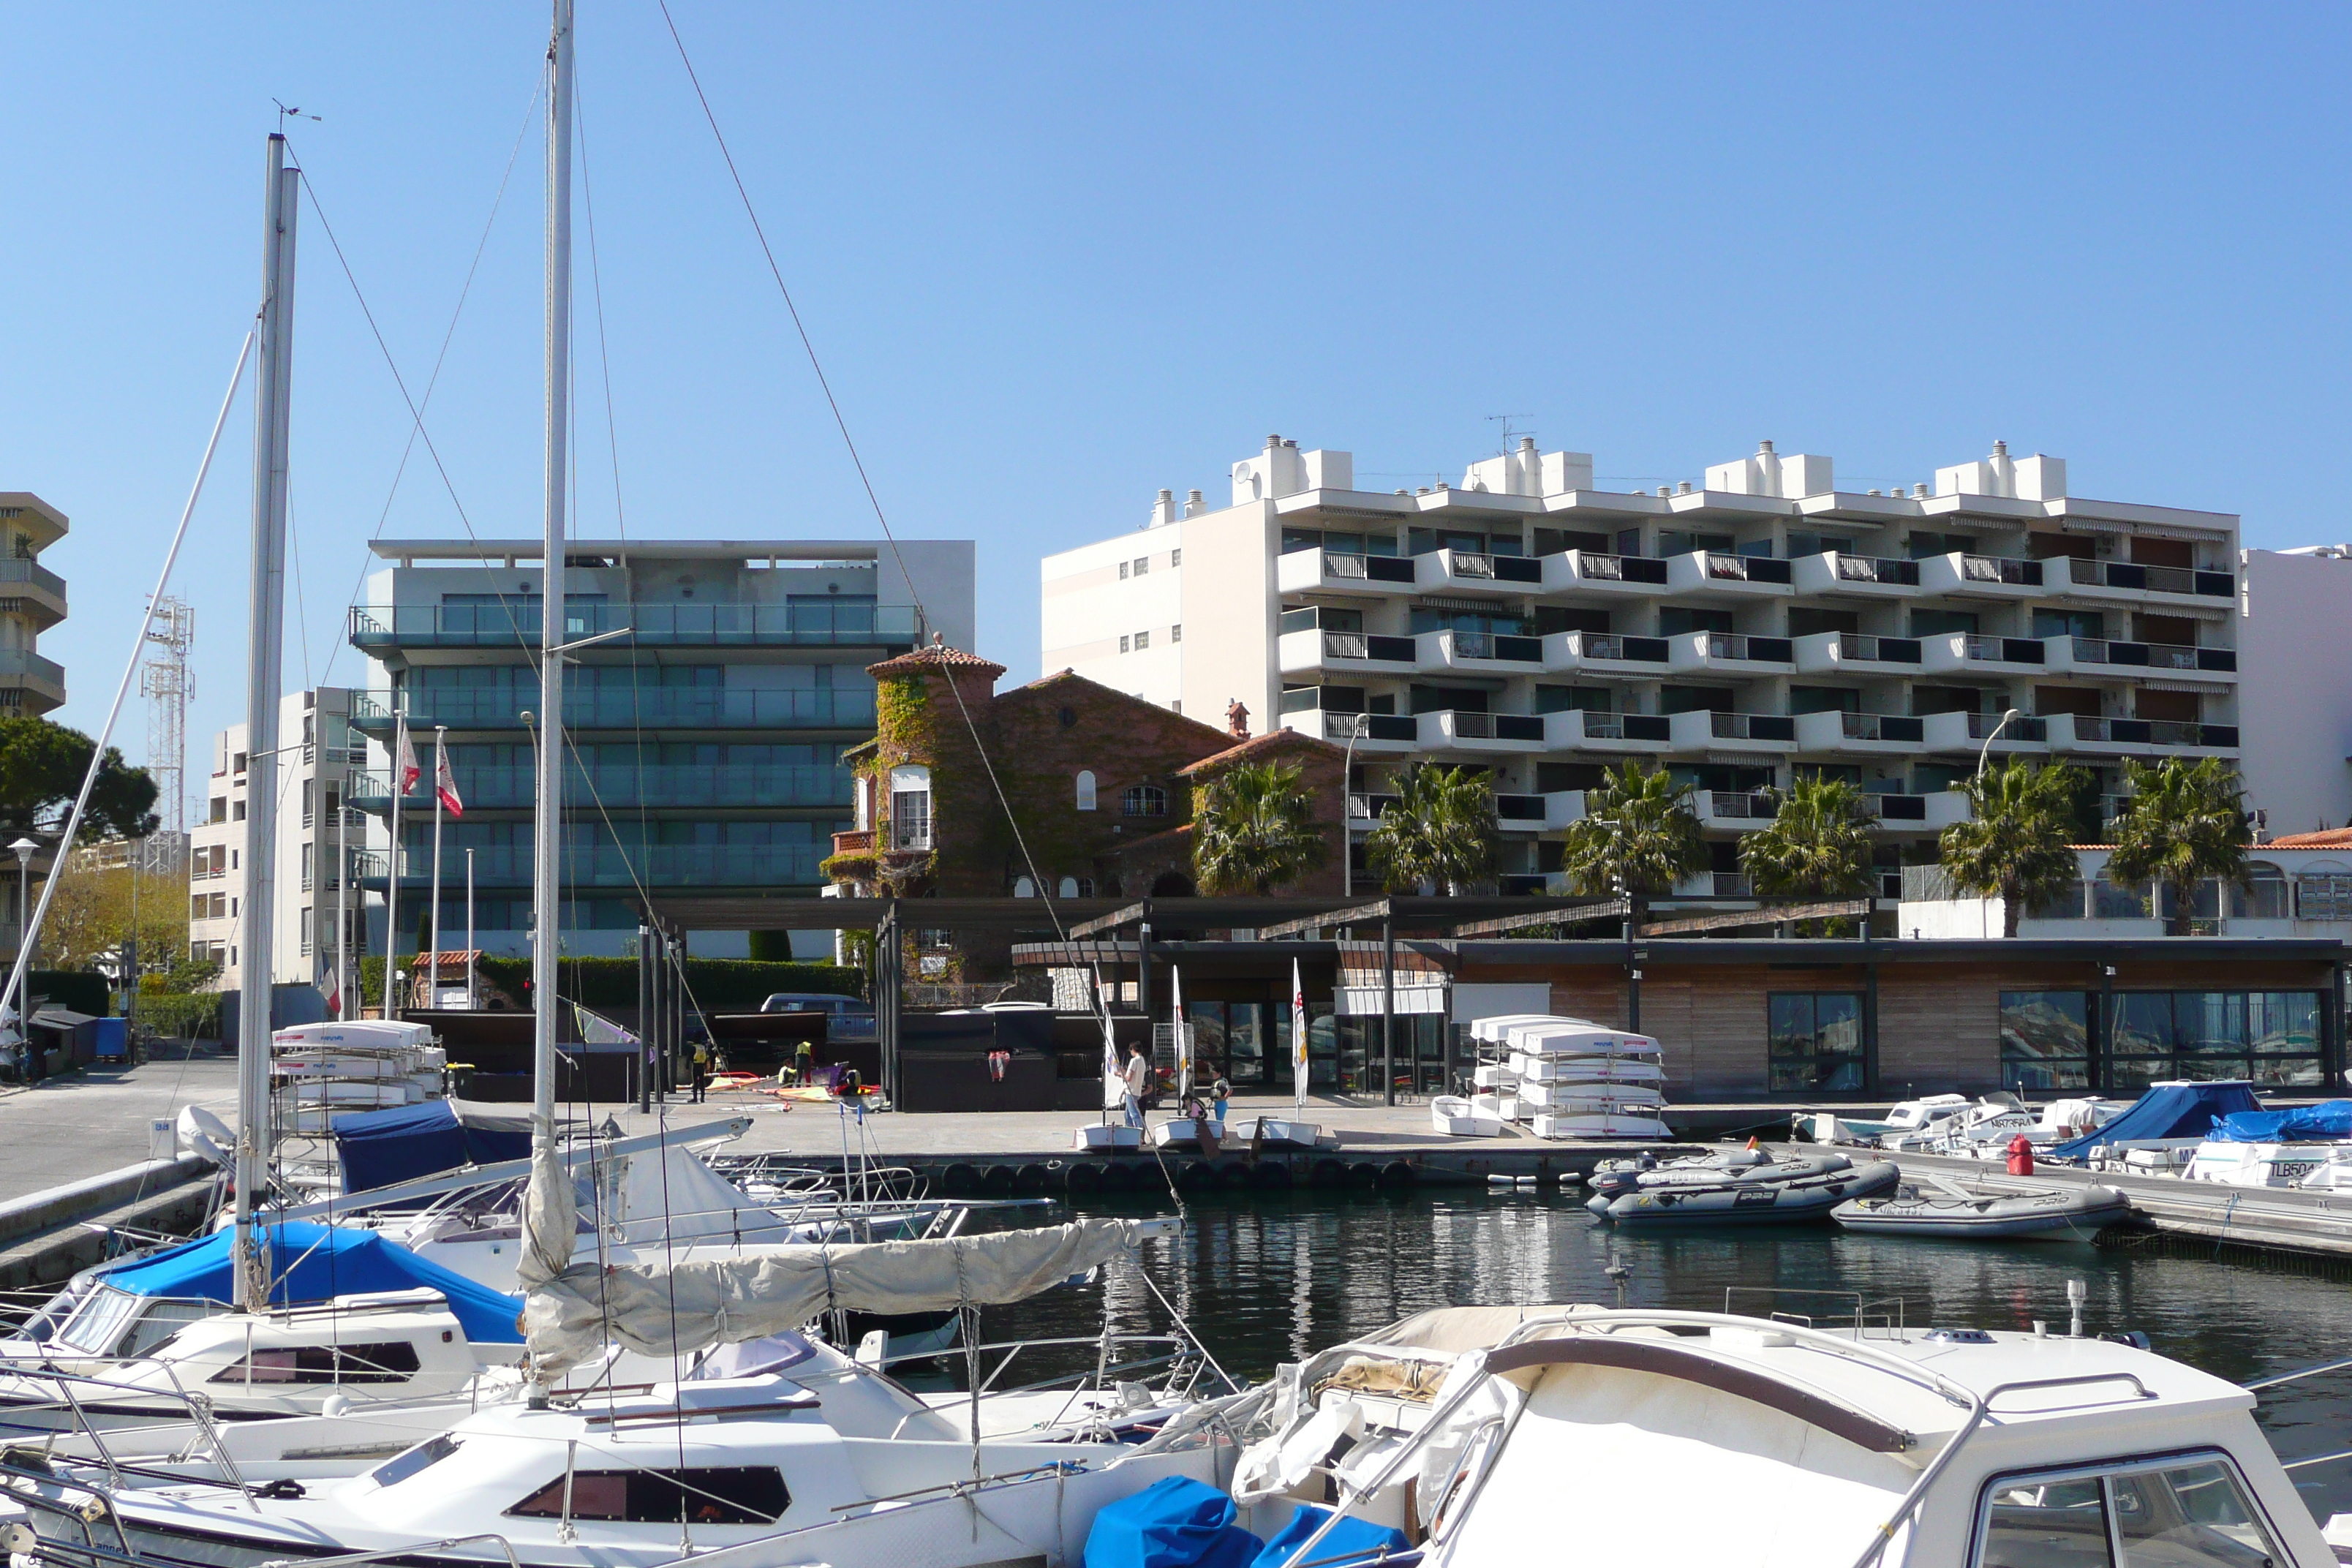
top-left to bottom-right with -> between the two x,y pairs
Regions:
333,784 -> 347,1019
382,711 -> 404,1019
465,848 -> 475,1008
1292,957 -> 1308,1117
429,725 -> 446,1010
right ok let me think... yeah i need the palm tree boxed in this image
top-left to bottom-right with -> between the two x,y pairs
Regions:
1938,759 -> 2087,938
1555,760 -> 1709,930
2106,756 -> 2250,936
1365,763 -> 1498,894
1191,761 -> 1330,896
1738,774 -> 1876,932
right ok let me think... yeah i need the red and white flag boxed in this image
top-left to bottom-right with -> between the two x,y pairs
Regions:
396,720 -> 421,796
434,744 -> 464,818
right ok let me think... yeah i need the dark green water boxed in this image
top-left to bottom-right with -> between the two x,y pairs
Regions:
973,1188 -> 2352,1524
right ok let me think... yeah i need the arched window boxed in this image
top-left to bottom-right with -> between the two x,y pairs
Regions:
1075,771 -> 1097,812
1012,876 -> 1036,898
2236,862 -> 2289,920
1121,784 -> 1168,818
1058,875 -> 1090,899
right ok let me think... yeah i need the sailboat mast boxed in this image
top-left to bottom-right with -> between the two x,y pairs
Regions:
235,132 -> 298,1311
533,0 -> 573,1143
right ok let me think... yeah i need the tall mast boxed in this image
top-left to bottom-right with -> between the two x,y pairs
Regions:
235,132 -> 298,1311
533,0 -> 573,1145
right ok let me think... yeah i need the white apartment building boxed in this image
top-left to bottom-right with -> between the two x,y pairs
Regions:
0,492 -> 69,718
2236,546 -> 2352,838
187,687 -> 373,992
1041,434 -> 2244,892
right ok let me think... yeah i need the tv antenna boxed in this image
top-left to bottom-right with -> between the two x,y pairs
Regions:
273,99 -> 323,131
1485,413 -> 1534,452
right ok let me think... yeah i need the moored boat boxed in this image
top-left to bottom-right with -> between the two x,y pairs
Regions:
1832,1179 -> 2132,1240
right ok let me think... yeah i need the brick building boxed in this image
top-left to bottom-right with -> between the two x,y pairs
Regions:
824,642 -> 1345,977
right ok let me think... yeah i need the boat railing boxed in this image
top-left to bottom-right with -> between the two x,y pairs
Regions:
249,1537 -> 527,1568
0,1360 -> 257,1506
1720,1286 -> 1910,1339
872,1330 -> 1232,1441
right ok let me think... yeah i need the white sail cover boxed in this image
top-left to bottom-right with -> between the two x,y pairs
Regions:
518,1133 -> 1140,1371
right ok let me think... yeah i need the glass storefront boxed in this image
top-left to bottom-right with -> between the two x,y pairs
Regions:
1999,991 -> 2092,1090
2001,989 -> 2324,1090
1768,992 -> 1864,1091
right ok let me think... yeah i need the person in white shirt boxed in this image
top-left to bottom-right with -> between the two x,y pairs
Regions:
1121,1044 -> 1150,1128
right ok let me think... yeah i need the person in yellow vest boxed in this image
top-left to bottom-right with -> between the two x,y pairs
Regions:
794,1036 -> 815,1087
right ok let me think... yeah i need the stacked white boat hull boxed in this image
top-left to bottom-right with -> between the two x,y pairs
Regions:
1458,1015 -> 1671,1141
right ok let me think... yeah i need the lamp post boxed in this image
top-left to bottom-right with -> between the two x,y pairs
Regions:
1976,708 -> 2024,780
8,839 -> 37,971
1341,716 -> 1362,899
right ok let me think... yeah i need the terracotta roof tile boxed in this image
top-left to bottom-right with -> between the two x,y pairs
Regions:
867,641 -> 1007,679
1175,728 -> 1346,775
2263,827 -> 2352,849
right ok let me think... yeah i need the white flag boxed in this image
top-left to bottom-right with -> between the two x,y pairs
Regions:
1171,965 -> 1189,1101
1292,958 -> 1309,1114
1097,968 -> 1122,1112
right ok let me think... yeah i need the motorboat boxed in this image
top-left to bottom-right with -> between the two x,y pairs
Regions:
1832,1177 -> 2133,1240
2182,1100 -> 2352,1189
1588,1147 -> 1847,1197
12,1329 -> 1239,1568
1184,1303 -> 2337,1567
1588,1158 -> 1898,1226
1793,1093 -> 1970,1147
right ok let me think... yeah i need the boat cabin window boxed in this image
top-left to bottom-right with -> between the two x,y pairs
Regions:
508,1466 -> 788,1526
369,1433 -> 464,1488
121,1300 -> 216,1357
1975,1452 -> 2281,1567
209,1341 -> 422,1385
53,1287 -> 145,1355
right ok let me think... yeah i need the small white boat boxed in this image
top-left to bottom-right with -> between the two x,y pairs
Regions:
1511,1054 -> 1665,1085
1072,1123 -> 1142,1151
1432,1096 -> 1505,1138
1794,1093 -> 1970,1146
1833,1180 -> 2132,1240
1533,1112 -> 1673,1141
1517,1081 -> 1665,1112
1149,1117 -> 1225,1147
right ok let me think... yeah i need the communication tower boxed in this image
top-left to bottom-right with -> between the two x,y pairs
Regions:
138,596 -> 195,842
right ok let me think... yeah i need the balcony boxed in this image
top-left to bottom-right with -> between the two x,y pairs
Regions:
1793,709 -> 1925,754
1417,709 -> 1546,753
1667,630 -> 1795,673
1542,789 -> 1588,829
2047,715 -> 2240,755
1494,793 -> 1548,830
1915,552 -> 2045,599
1278,627 -> 1418,678
1542,709 -> 1671,750
2051,557 -> 2235,601
1791,630 -> 1923,675
347,762 -> 853,813
1921,709 -> 2048,753
347,600 -> 922,649
1419,628 -> 1545,675
349,685 -> 881,734
353,841 -> 828,889
2052,638 -> 2236,679
0,647 -> 67,709
1711,872 -> 1757,896
1542,631 -> 1671,675
1665,551 -> 1793,596
1542,551 -> 1668,594
1297,711 -> 1419,753
1345,791 -> 1398,825
1668,709 -> 1798,751
1275,547 -> 1416,598
1864,790 -> 1970,830
1790,552 -> 1920,598
1417,549 -> 1544,596
1921,632 -> 2046,674
1697,792 -> 1779,825
0,558 -> 69,629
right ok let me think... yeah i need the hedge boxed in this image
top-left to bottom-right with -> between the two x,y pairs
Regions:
358,955 -> 866,1012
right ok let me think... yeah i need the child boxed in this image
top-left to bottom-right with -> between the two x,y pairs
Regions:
1210,1078 -> 1230,1126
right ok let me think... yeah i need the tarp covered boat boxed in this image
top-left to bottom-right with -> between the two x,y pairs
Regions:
2044,1081 -> 2264,1161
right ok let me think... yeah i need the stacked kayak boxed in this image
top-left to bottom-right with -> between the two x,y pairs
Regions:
1833,1179 -> 2130,1240
1586,1147 -> 1897,1226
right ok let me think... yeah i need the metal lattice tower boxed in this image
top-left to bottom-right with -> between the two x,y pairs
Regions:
138,596 -> 195,840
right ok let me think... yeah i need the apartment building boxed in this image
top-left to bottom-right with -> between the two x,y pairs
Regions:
1041,435 -> 2242,892
187,687 -> 370,991
344,538 -> 973,959
0,493 -> 68,717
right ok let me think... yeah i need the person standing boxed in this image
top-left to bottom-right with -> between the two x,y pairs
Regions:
1121,1043 -> 1149,1129
794,1035 -> 815,1087
690,1039 -> 710,1103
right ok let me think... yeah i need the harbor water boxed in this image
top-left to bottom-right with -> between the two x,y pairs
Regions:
966,1187 -> 2352,1526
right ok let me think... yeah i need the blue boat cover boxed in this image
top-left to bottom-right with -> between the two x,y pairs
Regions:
1085,1477 -> 1260,1568
2046,1081 -> 2264,1161
94,1222 -> 524,1345
1252,1505 -> 1412,1567
2209,1100 -> 2352,1144
331,1101 -> 532,1195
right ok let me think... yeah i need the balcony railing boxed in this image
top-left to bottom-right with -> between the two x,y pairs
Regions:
1322,712 -> 1417,743
1702,633 -> 1795,663
2069,559 -> 2235,598
1346,792 -> 1399,820
1713,872 -> 1756,896
2066,638 -> 2236,673
1433,710 -> 1545,742
1700,552 -> 1791,584
1321,631 -> 1418,663
350,686 -> 880,731
348,762 -> 853,811
1967,712 -> 2047,741
1495,794 -> 1546,822
1959,554 -> 2043,587
1834,633 -> 1922,664
0,558 -> 68,600
1444,632 -> 1544,663
348,601 -> 922,649
1831,554 -> 1919,587
1708,794 -> 1779,821
2073,718 -> 2237,748
1440,551 -> 1543,584
1709,712 -> 1796,742
0,648 -> 67,690
1316,549 -> 1415,584
353,841 -> 828,888
1869,794 -> 1929,821
1842,712 -> 1924,742
1961,634 -> 2046,665
1578,633 -> 1670,663
1573,552 -> 1668,585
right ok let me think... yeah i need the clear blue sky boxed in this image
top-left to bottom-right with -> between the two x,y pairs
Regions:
3,3 -> 2346,816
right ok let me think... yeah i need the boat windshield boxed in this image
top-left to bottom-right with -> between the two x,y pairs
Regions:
369,1433 -> 464,1489
53,1288 -> 145,1356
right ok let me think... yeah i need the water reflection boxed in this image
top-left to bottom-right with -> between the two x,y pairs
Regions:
975,1190 -> 2352,1523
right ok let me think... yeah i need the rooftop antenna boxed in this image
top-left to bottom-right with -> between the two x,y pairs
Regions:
1485,413 -> 1534,453
271,100 -> 322,131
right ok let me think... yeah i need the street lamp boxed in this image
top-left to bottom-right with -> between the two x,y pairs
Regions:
1975,708 -> 2025,780
8,839 -> 37,969
1341,716 -> 1363,898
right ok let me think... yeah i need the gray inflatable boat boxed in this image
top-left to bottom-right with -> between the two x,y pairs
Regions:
1588,1158 -> 1899,1226
1832,1180 -> 2131,1240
